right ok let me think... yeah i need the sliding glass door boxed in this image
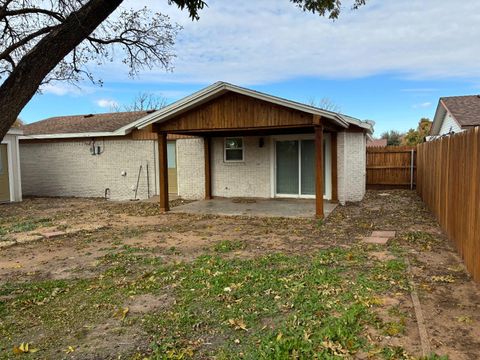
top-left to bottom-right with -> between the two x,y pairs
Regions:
275,137 -> 330,198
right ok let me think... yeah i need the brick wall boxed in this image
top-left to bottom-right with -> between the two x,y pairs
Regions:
337,131 -> 366,204
211,136 -> 271,198
20,139 -> 158,201
176,138 -> 205,199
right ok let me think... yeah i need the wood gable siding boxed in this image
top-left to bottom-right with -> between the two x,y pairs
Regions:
155,92 -> 314,132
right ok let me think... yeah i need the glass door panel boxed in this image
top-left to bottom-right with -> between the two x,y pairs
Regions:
276,140 -> 299,195
300,140 -> 315,195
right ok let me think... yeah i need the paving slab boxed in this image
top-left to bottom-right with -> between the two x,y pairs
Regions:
41,231 -> 66,239
362,236 -> 390,245
371,230 -> 396,238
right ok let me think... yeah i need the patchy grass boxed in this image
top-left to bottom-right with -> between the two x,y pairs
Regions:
0,245 -> 414,359
212,240 -> 246,253
0,192 -> 477,358
0,217 -> 52,236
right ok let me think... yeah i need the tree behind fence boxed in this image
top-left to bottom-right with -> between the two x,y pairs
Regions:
417,127 -> 480,281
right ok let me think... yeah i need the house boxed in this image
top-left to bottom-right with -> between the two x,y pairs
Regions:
1,128 -> 23,202
430,95 -> 480,136
20,82 -> 373,217
20,111 -> 186,201
367,138 -> 387,147
135,82 -> 373,217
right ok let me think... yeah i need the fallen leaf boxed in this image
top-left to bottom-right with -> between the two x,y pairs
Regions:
13,342 -> 38,354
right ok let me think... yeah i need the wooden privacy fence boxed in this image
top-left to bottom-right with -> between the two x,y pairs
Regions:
366,146 -> 416,189
417,127 -> 480,281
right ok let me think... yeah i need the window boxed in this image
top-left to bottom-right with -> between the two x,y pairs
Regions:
224,137 -> 244,162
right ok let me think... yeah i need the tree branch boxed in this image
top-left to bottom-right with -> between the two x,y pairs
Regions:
0,26 -> 57,60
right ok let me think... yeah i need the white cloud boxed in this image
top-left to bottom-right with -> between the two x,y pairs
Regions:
104,0 -> 480,86
96,98 -> 118,108
41,83 -> 94,96
413,102 -> 432,109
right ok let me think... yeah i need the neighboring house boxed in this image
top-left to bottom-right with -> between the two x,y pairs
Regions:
20,82 -> 373,216
135,82 -> 374,217
430,95 -> 480,137
1,128 -> 23,202
20,111 -> 185,201
367,138 -> 387,147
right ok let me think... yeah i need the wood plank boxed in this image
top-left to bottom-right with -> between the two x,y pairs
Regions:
366,146 -> 416,189
158,132 -> 169,212
315,125 -> 324,218
204,137 -> 212,200
416,128 -> 480,282
155,92 -> 317,132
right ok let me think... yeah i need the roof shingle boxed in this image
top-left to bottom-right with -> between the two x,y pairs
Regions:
23,111 -> 153,136
441,95 -> 480,128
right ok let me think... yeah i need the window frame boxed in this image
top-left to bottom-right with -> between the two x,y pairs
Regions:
224,137 -> 244,163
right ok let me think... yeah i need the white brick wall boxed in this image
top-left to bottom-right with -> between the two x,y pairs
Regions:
337,131 -> 366,204
21,133 -> 367,204
211,136 -> 271,198
176,138 -> 205,200
20,139 -> 158,201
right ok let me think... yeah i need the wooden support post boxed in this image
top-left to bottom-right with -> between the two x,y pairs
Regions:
331,132 -> 338,203
158,132 -> 169,212
315,124 -> 324,218
204,137 -> 212,200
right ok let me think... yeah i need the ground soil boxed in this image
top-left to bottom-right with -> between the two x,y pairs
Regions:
0,191 -> 479,359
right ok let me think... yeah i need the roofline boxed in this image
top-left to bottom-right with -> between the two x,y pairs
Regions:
430,99 -> 462,135
135,82 -> 372,132
7,128 -> 23,135
19,130 -> 129,140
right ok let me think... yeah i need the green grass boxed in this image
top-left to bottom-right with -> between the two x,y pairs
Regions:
213,240 -> 246,253
3,217 -> 53,234
0,245 -> 445,359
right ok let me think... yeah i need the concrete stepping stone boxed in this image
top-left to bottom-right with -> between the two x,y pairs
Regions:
371,230 -> 396,238
362,236 -> 390,245
41,230 -> 66,239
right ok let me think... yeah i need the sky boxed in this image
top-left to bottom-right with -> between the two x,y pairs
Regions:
18,0 -> 480,136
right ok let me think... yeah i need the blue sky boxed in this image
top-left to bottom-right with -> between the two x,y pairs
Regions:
19,0 -> 480,135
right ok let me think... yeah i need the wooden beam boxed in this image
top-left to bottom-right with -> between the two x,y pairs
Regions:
331,132 -> 338,203
315,124 -> 324,218
204,137 -> 212,199
158,132 -> 169,212
313,114 -> 322,125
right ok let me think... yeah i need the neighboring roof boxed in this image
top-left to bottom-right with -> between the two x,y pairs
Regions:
136,82 -> 373,133
442,95 -> 480,127
22,110 -> 155,139
431,95 -> 480,135
366,138 -> 387,147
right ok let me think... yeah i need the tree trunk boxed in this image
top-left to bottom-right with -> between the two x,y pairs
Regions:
0,0 -> 124,141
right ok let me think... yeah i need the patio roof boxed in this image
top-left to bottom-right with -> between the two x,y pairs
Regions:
136,82 -> 373,134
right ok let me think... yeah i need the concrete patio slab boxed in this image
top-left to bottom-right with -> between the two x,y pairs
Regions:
170,198 -> 337,218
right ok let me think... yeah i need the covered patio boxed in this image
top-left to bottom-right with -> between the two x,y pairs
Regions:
170,198 -> 338,218
135,82 -> 371,218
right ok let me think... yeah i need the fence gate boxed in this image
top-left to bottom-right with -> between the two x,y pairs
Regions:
366,146 -> 416,189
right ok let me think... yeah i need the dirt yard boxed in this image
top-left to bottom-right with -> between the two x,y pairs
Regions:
0,191 -> 479,359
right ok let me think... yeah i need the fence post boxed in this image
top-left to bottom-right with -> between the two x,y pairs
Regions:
410,149 -> 415,190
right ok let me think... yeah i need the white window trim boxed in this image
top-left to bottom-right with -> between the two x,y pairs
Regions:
224,137 -> 245,163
